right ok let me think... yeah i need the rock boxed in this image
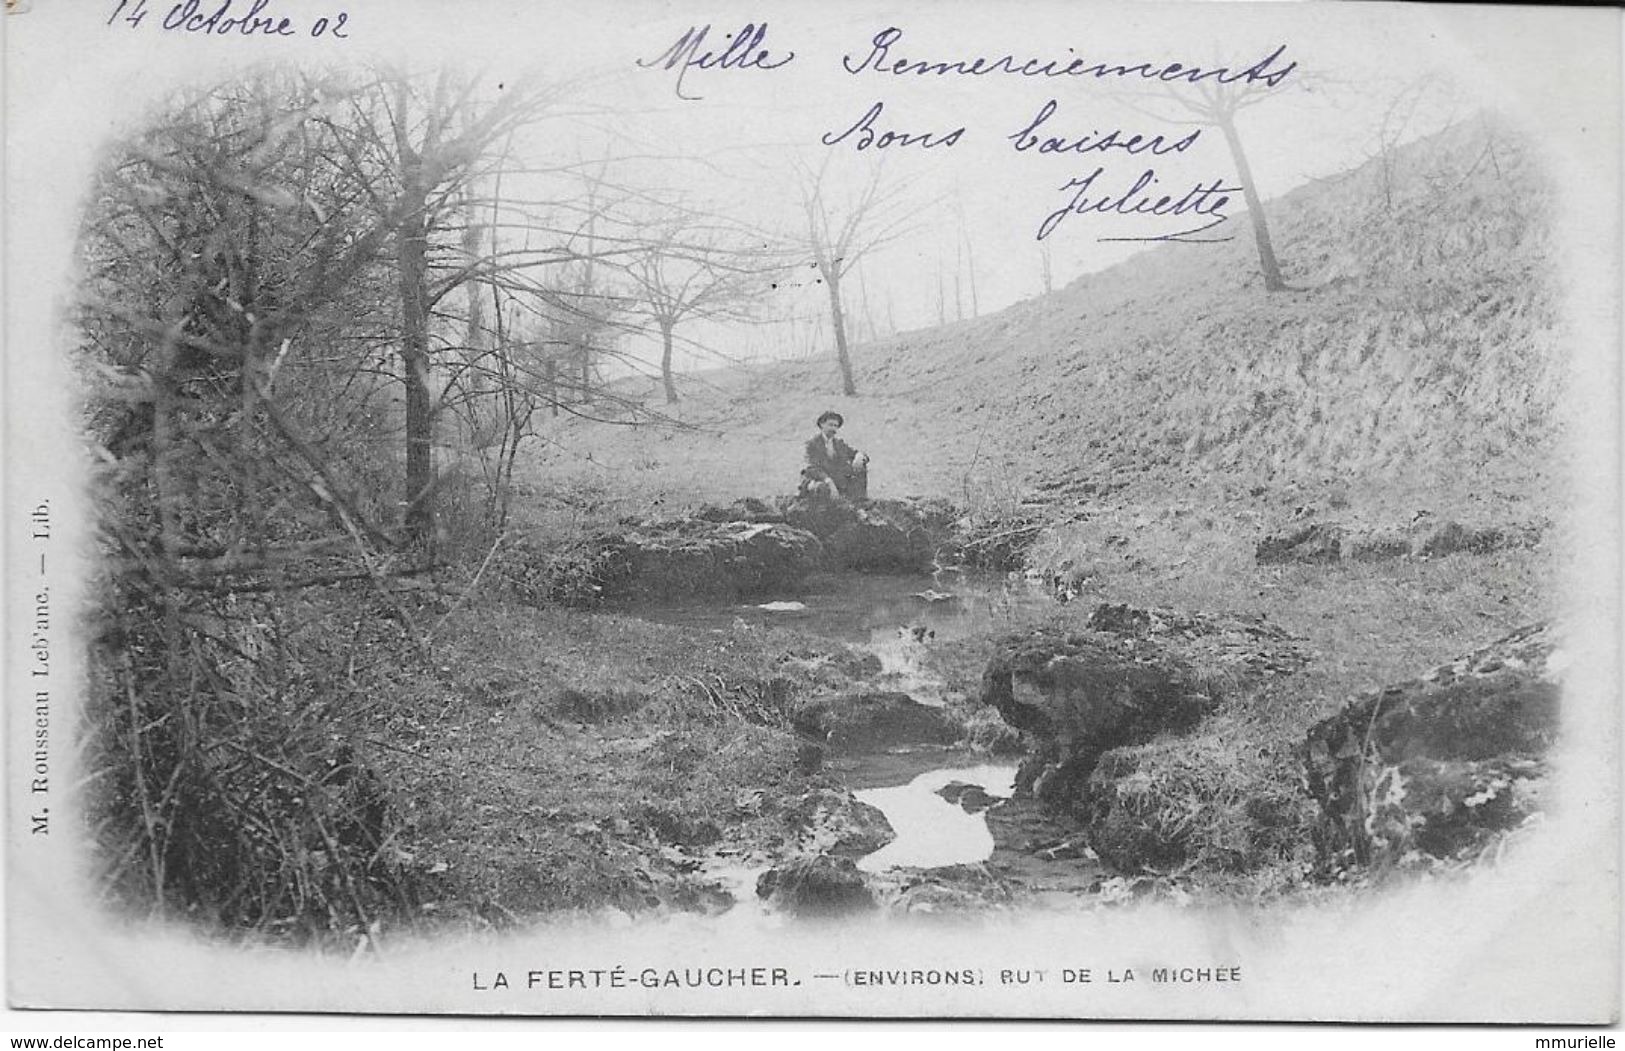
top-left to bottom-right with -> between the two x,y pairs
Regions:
782,496 -> 938,573
1084,603 -> 1310,682
667,879 -> 737,915
1302,621 -> 1561,871
1411,519 -> 1542,558
692,497 -> 785,524
888,865 -> 1013,913
621,520 -> 824,601
1255,522 -> 1344,565
978,606 -> 1308,871
1343,531 -> 1412,562
936,781 -> 1000,814
509,494 -> 974,602
1082,603 -> 1153,635
501,518 -> 823,606
783,788 -> 896,858
979,625 -> 1213,802
756,854 -> 877,918
792,691 -> 962,752
1257,517 -> 1545,566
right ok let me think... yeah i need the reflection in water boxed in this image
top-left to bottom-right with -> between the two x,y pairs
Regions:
613,570 -> 1052,709
856,764 -> 1017,872
611,570 -> 1052,646
867,627 -> 948,706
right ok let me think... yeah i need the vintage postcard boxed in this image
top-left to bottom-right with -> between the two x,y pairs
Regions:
4,0 -> 1619,1022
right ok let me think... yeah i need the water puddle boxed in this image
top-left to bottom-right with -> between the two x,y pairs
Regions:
610,569 -> 1053,646
855,763 -> 1017,872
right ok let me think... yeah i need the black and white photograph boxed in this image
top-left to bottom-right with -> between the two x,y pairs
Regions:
4,0 -> 1619,1025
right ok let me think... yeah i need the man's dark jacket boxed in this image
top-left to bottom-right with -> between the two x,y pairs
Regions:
803,434 -> 863,494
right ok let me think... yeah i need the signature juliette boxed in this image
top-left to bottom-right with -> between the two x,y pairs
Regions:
1039,168 -> 1239,243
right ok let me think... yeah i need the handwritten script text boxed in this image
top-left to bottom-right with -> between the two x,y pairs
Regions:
637,22 -> 795,100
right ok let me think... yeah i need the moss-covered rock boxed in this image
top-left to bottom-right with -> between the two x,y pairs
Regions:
1256,522 -> 1345,565
623,520 -> 824,600
887,864 -> 1014,914
792,691 -> 961,753
981,604 -> 1312,876
756,854 -> 877,918
978,624 -> 1212,803
783,788 -> 895,858
503,519 -> 824,605
1257,516 -> 1545,566
782,495 -> 939,572
1302,621 -> 1560,871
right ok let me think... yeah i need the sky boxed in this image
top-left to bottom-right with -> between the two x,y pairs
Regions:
488,3 -> 1513,375
10,1 -> 1600,381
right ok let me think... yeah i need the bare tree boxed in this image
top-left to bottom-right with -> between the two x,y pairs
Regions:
620,213 -> 775,403
1368,74 -> 1459,211
794,160 -> 917,396
1122,77 -> 1299,292
321,69 -> 559,552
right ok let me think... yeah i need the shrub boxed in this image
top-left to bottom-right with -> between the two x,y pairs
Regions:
86,585 -> 425,940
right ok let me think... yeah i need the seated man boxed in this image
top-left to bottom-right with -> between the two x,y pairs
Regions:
800,410 -> 869,501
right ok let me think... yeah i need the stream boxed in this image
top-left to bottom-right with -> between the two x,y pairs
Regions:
854,763 -> 1018,871
609,569 -> 1055,874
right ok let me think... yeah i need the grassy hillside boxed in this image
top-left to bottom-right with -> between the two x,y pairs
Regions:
520,115 -> 1562,530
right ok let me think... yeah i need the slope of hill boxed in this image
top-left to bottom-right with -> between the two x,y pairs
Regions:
523,115 -> 1562,530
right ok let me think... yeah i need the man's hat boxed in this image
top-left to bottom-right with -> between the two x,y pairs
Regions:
816,410 -> 844,427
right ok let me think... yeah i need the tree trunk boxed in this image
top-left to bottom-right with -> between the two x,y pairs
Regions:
964,231 -> 980,317
1217,113 -> 1286,292
396,174 -> 436,552
660,320 -> 679,403
823,264 -> 857,396
462,194 -> 487,393
579,207 -> 598,403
